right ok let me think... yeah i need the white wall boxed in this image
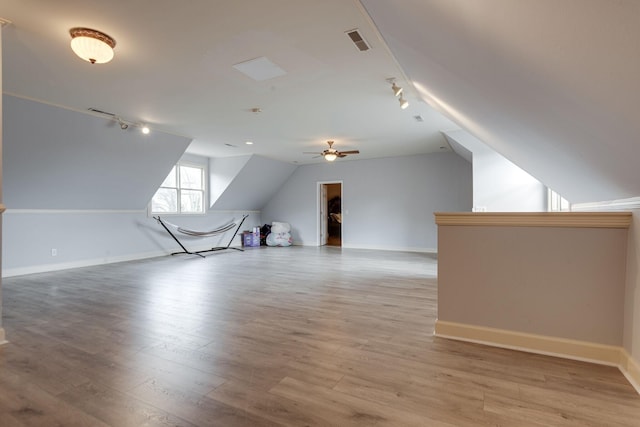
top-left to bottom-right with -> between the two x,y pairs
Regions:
2,209 -> 259,277
446,130 -> 547,212
210,155 -> 251,205
4,95 -> 191,210
0,26 -> 5,341
211,155 -> 298,211
2,150 -> 260,277
624,209 -> 640,376
261,152 -> 472,251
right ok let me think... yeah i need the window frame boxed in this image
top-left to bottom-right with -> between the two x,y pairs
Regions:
150,161 -> 207,216
547,188 -> 570,212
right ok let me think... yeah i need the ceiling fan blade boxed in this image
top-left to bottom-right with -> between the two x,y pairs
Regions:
337,153 -> 347,158
303,151 -> 322,154
338,150 -> 359,155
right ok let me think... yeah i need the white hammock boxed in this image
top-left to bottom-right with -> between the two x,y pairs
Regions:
154,215 -> 249,257
158,217 -> 238,237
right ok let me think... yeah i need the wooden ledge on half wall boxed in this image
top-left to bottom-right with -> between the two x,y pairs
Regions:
434,211 -> 632,229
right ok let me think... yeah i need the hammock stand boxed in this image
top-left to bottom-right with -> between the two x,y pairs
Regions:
154,215 -> 248,258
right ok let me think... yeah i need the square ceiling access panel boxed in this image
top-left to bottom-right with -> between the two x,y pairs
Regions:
232,56 -> 287,81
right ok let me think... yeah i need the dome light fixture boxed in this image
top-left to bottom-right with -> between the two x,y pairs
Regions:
324,152 -> 338,162
69,27 -> 116,64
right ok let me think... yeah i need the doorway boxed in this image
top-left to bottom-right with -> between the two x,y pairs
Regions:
319,182 -> 342,247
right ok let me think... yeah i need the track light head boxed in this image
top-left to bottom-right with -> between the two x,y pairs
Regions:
399,95 -> 409,109
391,82 -> 403,97
119,121 -> 129,130
141,125 -> 150,134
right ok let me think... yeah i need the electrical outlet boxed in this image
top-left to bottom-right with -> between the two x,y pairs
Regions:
51,248 -> 57,257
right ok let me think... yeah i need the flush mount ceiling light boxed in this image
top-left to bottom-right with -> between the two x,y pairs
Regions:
69,27 -> 116,64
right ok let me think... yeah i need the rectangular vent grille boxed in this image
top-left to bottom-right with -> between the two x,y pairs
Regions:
346,29 -> 370,52
88,107 -> 115,117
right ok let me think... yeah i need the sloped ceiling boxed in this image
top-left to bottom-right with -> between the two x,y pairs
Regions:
211,155 -> 298,211
0,0 -> 458,165
3,95 -> 191,210
361,0 -> 640,204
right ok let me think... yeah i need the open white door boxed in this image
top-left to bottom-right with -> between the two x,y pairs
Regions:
319,183 -> 328,246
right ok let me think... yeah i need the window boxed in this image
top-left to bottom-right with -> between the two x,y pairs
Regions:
547,188 -> 570,212
151,163 -> 206,214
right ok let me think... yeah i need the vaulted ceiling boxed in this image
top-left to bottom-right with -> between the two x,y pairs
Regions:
361,0 -> 640,204
2,0 -> 639,204
0,0 -> 456,166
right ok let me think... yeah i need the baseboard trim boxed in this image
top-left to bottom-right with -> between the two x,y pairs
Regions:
435,320 -> 640,395
339,244 -> 437,254
435,320 -> 622,365
2,243 -> 243,278
620,349 -> 640,395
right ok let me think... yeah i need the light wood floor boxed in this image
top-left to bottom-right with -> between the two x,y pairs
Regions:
1,247 -> 639,426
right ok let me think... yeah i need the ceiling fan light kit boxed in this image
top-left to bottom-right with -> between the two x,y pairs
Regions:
304,140 -> 359,162
69,27 -> 116,64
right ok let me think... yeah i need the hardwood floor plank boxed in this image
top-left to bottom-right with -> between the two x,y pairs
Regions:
208,379 -> 332,427
270,376 -> 458,427
0,368 -> 111,427
129,377 -> 284,427
57,382 -> 199,427
1,247 -> 639,426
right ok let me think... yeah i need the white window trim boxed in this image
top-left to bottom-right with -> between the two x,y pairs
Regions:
547,188 -> 571,212
149,161 -> 208,216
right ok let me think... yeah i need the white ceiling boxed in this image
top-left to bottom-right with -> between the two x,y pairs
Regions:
361,0 -> 640,204
0,0 -> 458,165
5,0 -> 640,204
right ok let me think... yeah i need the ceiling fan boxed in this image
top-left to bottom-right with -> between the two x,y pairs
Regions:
304,141 -> 360,162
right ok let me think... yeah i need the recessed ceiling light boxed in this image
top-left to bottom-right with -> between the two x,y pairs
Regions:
245,141 -> 253,145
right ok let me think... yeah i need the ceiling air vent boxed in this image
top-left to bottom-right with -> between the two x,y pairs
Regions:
414,115 -> 424,122
346,29 -> 370,52
88,107 -> 116,117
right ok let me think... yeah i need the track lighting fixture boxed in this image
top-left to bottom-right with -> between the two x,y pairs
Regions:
387,77 -> 408,109
386,78 -> 404,97
399,95 -> 409,110
391,82 -> 403,97
114,117 -> 153,134
89,108 -> 151,134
